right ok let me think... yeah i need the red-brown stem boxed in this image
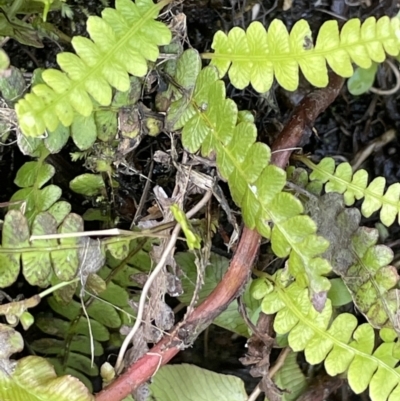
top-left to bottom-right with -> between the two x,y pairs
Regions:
271,72 -> 344,165
95,229 -> 260,401
95,72 -> 344,401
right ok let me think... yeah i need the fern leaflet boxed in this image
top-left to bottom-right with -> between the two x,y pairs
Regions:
203,16 -> 400,93
299,156 -> 400,226
15,0 -> 172,137
260,276 -> 400,401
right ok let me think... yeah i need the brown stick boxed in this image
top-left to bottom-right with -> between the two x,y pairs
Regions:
95,72 -> 344,401
271,72 -> 344,164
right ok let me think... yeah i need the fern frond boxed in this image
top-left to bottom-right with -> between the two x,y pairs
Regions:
166,50 -> 332,310
16,0 -> 172,137
261,277 -> 400,401
309,193 -> 400,333
0,207 -> 154,289
299,156 -> 400,226
204,16 -> 400,92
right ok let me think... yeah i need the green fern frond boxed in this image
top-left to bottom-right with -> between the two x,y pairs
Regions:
0,207 -> 155,289
166,50 -> 332,309
0,355 -> 95,401
15,0 -> 172,137
299,156 -> 400,226
203,16 -> 400,93
261,276 -> 400,401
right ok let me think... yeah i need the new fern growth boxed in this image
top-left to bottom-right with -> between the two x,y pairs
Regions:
298,156 -> 400,226
204,16 -> 400,92
16,0 -> 172,137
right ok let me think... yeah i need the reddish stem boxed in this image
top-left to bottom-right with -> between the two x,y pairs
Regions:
95,228 -> 260,401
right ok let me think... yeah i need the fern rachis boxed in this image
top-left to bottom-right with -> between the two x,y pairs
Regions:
204,16 -> 400,92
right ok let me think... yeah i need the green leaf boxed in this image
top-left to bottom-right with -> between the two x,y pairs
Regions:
49,362 -> 94,394
16,0 -> 172,137
14,161 -> 55,189
301,156 -> 400,226
47,201 -> 72,225
273,351 -> 308,401
70,174 -> 106,196
0,356 -> 94,401
112,76 -> 142,107
168,51 -> 333,308
0,49 -> 9,72
71,114 -> 97,151
177,252 -> 259,337
0,210 -> 30,288
171,204 -> 201,250
63,352 -> 99,376
51,213 -> 83,281
22,212 -> 57,287
0,66 -> 25,102
87,299 -> 121,328
150,364 -> 247,401
106,239 -> 131,260
0,324 -> 24,359
49,296 -> 121,329
37,185 -> 62,212
31,336 -> 103,357
95,110 -> 118,142
36,315 -> 109,342
95,281 -> 129,308
347,63 -> 378,95
45,123 -> 70,153
328,278 -> 352,306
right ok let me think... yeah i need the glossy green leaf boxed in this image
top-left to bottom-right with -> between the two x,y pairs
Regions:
150,364 -> 247,401
347,63 -> 378,95
70,174 -> 105,196
71,114 -> 97,151
45,123 -> 70,153
31,336 -> 103,357
0,356 -> 94,401
36,315 -> 109,342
